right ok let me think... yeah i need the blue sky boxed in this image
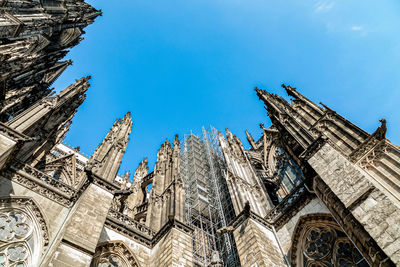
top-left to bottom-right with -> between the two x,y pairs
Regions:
53,0 -> 400,176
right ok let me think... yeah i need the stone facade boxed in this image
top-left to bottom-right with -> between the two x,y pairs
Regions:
0,2 -> 399,267
233,218 -> 286,267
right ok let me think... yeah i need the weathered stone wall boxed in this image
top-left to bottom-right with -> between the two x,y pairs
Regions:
48,243 -> 92,267
49,184 -> 113,267
309,143 -> 400,265
99,226 -> 151,266
276,197 -> 330,254
352,189 -> 400,264
233,218 -> 286,267
151,227 -> 193,267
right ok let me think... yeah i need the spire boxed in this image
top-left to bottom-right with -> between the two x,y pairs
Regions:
134,158 -> 149,181
245,130 -> 257,149
6,77 -> 89,164
225,128 -> 233,140
281,84 -> 324,114
41,60 -> 73,87
173,134 -> 180,150
7,76 -> 89,134
254,86 -> 286,117
89,112 -> 133,183
156,139 -> 172,163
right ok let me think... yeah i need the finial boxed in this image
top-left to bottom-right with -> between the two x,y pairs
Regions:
282,83 -> 298,98
254,86 -> 263,94
174,134 -> 179,144
123,112 -> 131,120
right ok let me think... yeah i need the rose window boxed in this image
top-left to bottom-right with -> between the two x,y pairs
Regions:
301,225 -> 370,267
303,226 -> 335,260
0,211 -> 34,267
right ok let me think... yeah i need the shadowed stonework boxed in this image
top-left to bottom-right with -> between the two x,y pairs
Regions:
0,1 -> 399,267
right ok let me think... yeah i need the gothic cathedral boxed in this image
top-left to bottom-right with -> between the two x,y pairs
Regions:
0,1 -> 399,267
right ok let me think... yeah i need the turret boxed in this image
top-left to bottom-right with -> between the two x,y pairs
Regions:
146,134 -> 184,231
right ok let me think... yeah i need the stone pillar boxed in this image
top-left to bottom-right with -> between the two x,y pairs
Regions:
309,143 -> 398,266
45,183 -> 114,267
233,218 -> 286,267
151,224 -> 193,267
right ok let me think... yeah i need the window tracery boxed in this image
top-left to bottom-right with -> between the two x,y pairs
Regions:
0,197 -> 48,267
91,241 -> 140,267
291,214 -> 369,267
253,140 -> 304,204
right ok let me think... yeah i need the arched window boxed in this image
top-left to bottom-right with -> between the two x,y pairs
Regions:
91,241 -> 140,267
290,213 -> 369,267
0,197 -> 49,267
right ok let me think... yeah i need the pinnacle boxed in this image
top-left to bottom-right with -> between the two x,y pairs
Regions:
122,112 -> 132,123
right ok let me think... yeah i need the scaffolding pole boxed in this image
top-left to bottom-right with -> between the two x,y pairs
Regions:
181,127 -> 240,267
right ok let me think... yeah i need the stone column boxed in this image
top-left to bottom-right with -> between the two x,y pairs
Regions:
44,183 -> 114,267
233,218 -> 286,267
151,220 -> 193,267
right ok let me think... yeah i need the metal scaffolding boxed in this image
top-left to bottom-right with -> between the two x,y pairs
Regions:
181,127 -> 240,267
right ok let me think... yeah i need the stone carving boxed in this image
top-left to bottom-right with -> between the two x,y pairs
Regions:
0,197 -> 49,267
1,163 -> 76,207
290,213 -> 368,267
91,241 -> 140,267
0,0 -> 101,121
107,209 -> 155,238
303,226 -> 335,260
89,113 -> 132,183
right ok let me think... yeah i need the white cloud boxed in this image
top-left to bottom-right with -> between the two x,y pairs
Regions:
314,1 -> 335,13
351,25 -> 363,31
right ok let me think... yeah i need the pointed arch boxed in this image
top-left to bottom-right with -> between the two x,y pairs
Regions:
289,213 -> 368,267
91,240 -> 141,267
0,196 -> 49,267
37,153 -> 78,187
